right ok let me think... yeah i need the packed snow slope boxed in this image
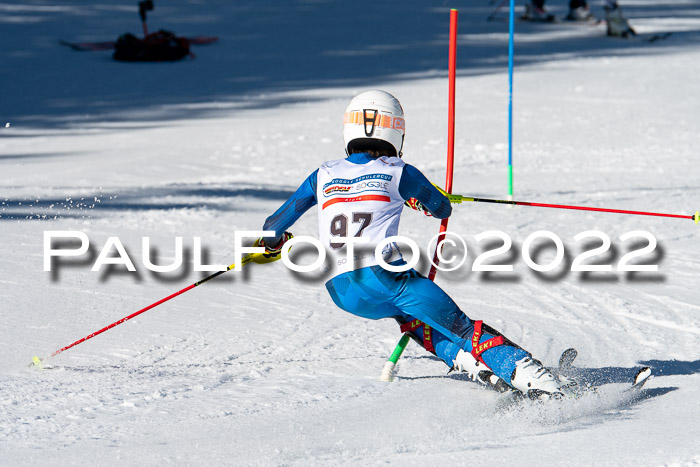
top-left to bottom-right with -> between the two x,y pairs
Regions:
1,1 -> 699,465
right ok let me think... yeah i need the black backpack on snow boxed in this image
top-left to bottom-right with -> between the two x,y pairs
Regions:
113,29 -> 190,62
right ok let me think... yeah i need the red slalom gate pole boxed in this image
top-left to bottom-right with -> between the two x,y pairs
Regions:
31,253 -> 263,367
381,9 -> 459,382
428,8 -> 459,282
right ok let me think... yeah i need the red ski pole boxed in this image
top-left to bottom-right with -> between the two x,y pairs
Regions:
31,252 -> 263,367
443,193 -> 699,224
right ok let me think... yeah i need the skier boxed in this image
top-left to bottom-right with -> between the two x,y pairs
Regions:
256,90 -> 574,399
522,0 -> 555,22
604,0 -> 636,37
522,0 -> 593,22
565,0 -> 594,21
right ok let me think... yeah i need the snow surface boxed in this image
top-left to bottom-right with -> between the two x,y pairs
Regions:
1,1 -> 699,465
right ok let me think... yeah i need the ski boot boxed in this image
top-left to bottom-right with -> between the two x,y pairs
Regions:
452,349 -> 511,393
510,357 -> 577,400
565,6 -> 594,21
522,1 -> 555,22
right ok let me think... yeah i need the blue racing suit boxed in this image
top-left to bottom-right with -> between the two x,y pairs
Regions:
262,152 -> 528,382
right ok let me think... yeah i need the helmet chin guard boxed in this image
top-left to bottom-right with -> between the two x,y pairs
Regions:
343,90 -> 405,157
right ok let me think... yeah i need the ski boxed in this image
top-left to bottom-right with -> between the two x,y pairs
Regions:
59,39 -> 115,51
555,347 -> 652,393
463,347 -> 652,402
639,32 -> 672,43
626,366 -> 652,392
458,348 -> 579,400
562,16 -> 603,26
606,30 -> 672,43
558,347 -> 578,370
517,14 -> 601,24
185,36 -> 219,45
59,36 -> 218,52
488,10 -> 603,24
518,14 -> 556,23
495,348 -> 652,408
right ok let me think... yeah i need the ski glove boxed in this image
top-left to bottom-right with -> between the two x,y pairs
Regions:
253,231 -> 293,264
404,198 -> 433,217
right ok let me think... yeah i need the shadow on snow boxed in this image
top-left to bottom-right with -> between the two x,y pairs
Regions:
1,1 -> 699,129
0,183 -> 295,221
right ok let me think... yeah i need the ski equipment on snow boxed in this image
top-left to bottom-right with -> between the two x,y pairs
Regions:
60,1 -> 218,61
442,192 -> 698,224
510,356 -> 576,399
59,36 -> 218,52
30,252 -> 264,367
113,30 -> 190,62
379,334 -> 410,382
451,349 -> 512,392
627,366 -> 653,392
558,347 -> 578,369
500,348 -> 652,404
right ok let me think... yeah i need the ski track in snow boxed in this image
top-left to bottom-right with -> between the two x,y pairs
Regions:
2,0 -> 700,465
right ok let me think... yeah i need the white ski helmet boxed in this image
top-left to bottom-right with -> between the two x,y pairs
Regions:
343,90 -> 405,157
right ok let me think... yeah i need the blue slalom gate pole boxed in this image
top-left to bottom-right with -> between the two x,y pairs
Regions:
508,0 -> 515,199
